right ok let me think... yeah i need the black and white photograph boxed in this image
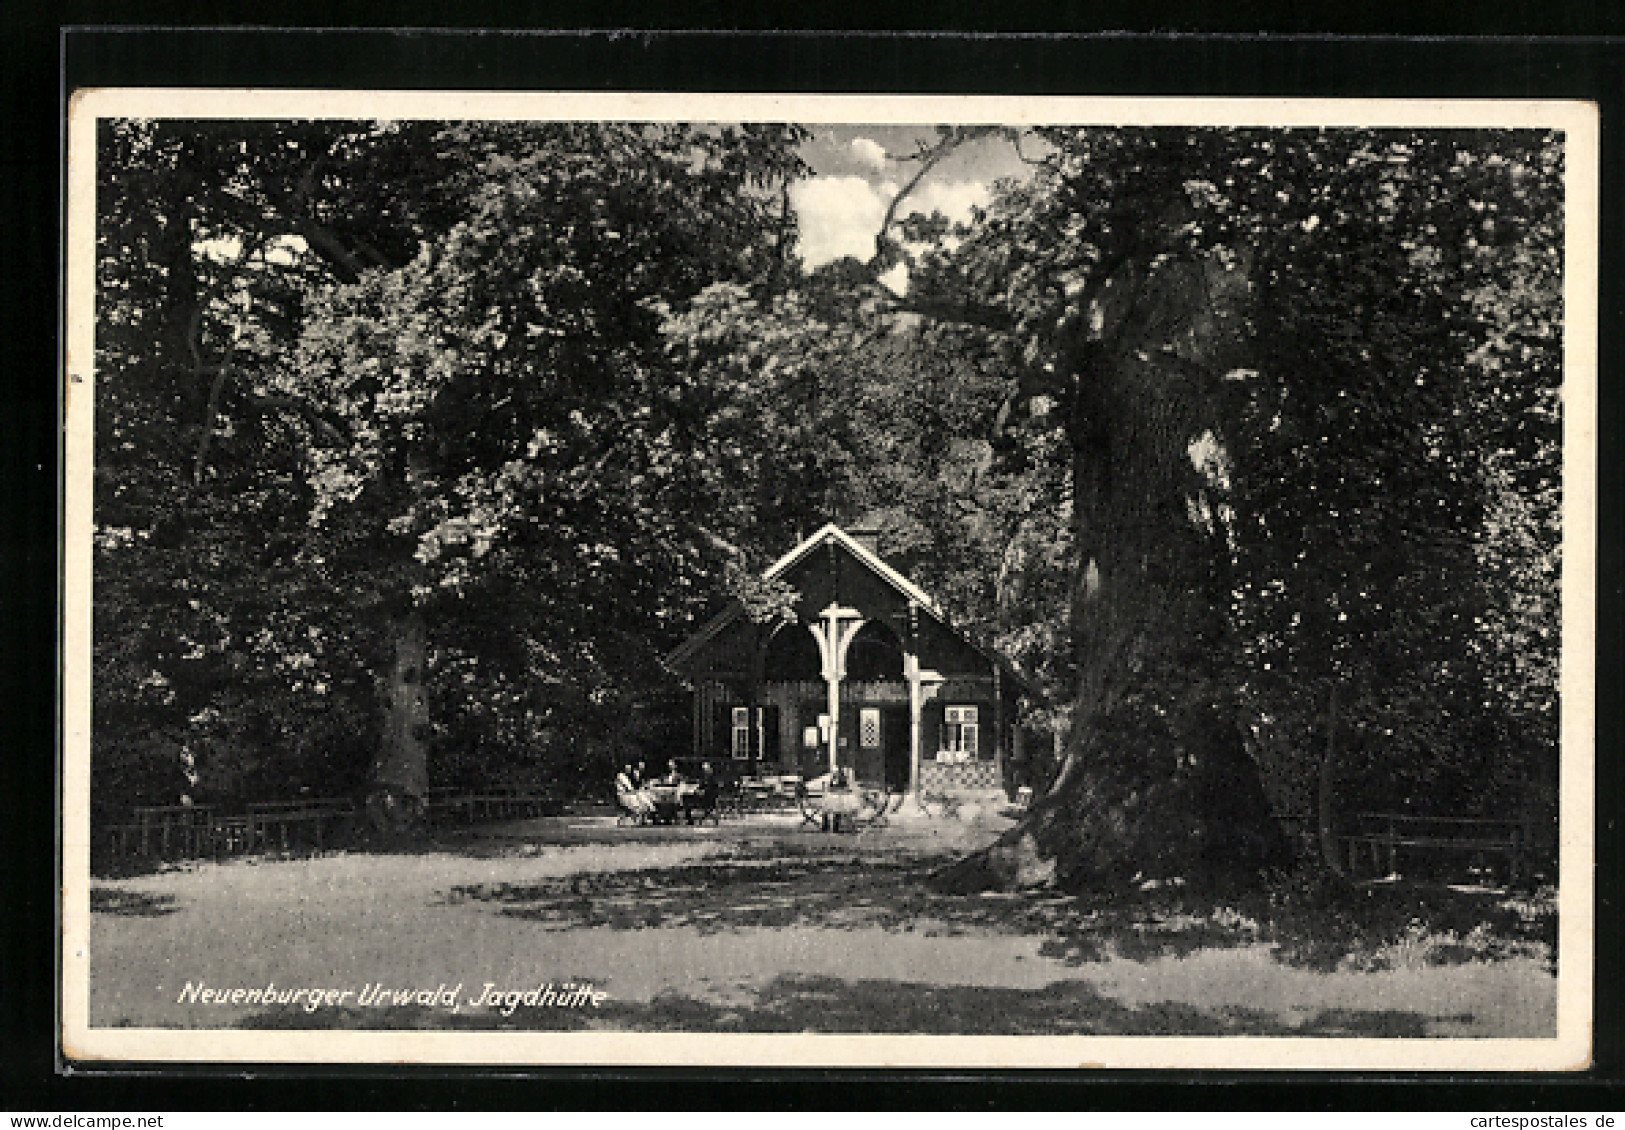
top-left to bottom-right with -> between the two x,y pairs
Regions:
61,90 -> 1597,1069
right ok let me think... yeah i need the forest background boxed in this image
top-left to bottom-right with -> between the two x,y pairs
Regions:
90,117 -> 1563,886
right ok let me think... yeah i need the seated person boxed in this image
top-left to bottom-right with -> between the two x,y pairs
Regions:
682,762 -> 720,823
659,759 -> 685,786
821,768 -> 862,831
614,764 -> 653,820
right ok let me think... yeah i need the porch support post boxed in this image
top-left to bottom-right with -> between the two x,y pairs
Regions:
906,601 -> 921,799
810,604 -> 862,778
692,682 -> 703,760
827,664 -> 840,775
993,662 -> 1004,785
747,624 -> 769,770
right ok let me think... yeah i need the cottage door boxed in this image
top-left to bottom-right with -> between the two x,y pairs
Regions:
881,706 -> 911,791
799,698 -> 826,780
836,708 -> 860,778
853,706 -> 884,784
755,705 -> 780,773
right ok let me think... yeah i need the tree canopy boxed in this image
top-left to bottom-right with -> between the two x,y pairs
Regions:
93,118 -> 1564,883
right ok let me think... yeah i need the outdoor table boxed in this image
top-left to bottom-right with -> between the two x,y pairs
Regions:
821,789 -> 862,814
645,783 -> 697,824
739,781 -> 780,814
804,785 -> 865,831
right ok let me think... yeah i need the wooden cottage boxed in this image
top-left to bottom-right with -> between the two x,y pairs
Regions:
664,524 -> 1031,800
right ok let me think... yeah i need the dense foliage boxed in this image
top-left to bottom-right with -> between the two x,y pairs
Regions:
93,120 -> 1563,879
94,119 -> 810,812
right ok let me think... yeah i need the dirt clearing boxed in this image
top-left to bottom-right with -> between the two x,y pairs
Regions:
89,818 -> 1555,1036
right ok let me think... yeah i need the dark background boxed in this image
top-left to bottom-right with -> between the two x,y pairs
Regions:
5,8 -> 1622,1112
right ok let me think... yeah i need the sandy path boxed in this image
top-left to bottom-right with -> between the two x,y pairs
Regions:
88,837 -> 1555,1036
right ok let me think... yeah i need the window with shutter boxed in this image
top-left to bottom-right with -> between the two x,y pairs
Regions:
731,707 -> 751,759
940,706 -> 979,763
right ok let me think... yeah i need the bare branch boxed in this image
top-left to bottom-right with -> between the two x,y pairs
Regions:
291,216 -> 371,282
870,127 -> 1000,268
189,230 -> 273,486
1009,129 -> 1051,168
694,524 -> 746,562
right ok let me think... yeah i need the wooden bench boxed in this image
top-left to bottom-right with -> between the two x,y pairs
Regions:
1344,813 -> 1526,884
209,814 -> 260,855
710,780 -> 757,821
746,775 -> 808,812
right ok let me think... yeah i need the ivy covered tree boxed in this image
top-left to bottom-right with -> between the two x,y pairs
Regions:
911,127 -> 1565,891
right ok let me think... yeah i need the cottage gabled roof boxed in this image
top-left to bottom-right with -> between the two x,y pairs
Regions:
664,523 -> 1032,694
762,523 -> 942,617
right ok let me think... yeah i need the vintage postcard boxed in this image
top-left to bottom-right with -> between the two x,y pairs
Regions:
61,89 -> 1597,1070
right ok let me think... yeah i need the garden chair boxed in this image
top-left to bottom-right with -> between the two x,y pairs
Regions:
615,791 -> 651,826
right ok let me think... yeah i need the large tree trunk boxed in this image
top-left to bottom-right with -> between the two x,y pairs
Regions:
1317,682 -> 1346,876
368,609 -> 430,832
932,686 -> 1289,894
933,255 -> 1289,895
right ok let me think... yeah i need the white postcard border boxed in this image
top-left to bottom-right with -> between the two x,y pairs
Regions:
62,89 -> 1600,1071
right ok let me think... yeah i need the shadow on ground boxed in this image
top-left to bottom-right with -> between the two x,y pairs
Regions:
443,848 -> 1230,964
90,822 -> 524,879
437,848 -> 1198,960
439,841 -> 1553,973
1256,875 -> 1557,972
90,829 -> 1555,978
234,973 -> 1454,1037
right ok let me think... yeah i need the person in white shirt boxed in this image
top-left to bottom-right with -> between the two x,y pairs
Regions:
615,764 -> 653,821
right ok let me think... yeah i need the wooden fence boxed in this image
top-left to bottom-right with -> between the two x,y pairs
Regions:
1265,810 -> 1535,886
96,787 -> 556,866
1343,812 -> 1528,884
423,786 -> 552,824
98,799 -> 356,862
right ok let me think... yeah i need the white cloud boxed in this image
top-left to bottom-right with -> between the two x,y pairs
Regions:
848,137 -> 889,173
790,175 -> 894,268
907,178 -> 990,224
264,234 -> 309,266
789,172 -> 992,287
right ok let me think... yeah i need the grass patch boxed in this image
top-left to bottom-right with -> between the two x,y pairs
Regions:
1254,868 -> 1556,972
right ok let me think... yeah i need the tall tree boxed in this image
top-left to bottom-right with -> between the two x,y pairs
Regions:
1223,131 -> 1564,860
94,119 -> 809,821
928,127 -> 1564,890
281,122 -> 809,823
93,118 -> 466,811
94,118 -> 1562,879
656,126 -> 1564,892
